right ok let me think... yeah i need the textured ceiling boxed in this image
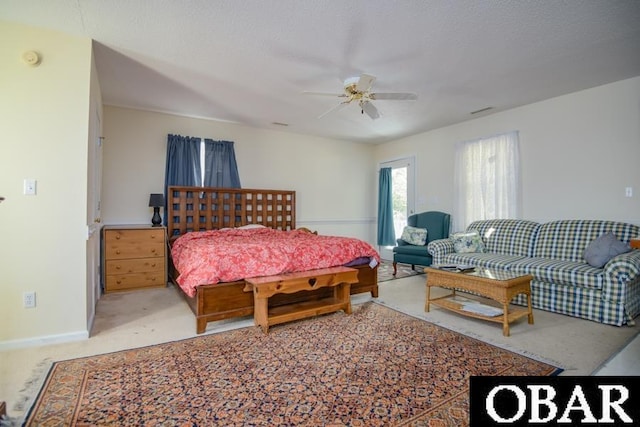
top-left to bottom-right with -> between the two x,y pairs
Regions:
2,1 -> 640,143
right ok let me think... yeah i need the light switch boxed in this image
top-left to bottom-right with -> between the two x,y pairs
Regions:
625,187 -> 633,198
24,179 -> 37,195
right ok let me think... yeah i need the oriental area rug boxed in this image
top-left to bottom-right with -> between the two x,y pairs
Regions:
24,302 -> 561,426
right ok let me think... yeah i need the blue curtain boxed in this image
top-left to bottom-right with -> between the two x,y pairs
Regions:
377,167 -> 395,246
163,134 -> 201,224
164,134 -> 201,188
203,139 -> 241,188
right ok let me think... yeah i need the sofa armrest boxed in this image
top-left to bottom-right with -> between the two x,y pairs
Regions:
604,250 -> 640,280
602,250 -> 640,302
396,238 -> 409,246
427,238 -> 455,265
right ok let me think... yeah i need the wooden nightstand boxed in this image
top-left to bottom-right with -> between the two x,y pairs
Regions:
102,225 -> 167,293
630,239 -> 640,249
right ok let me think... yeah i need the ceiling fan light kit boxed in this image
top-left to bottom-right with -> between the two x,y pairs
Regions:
343,76 -> 361,90
304,73 -> 417,120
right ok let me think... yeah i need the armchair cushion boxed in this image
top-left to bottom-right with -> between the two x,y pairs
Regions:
400,226 -> 428,245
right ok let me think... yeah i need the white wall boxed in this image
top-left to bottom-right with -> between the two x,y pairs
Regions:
375,77 -> 640,229
101,107 -> 377,242
0,21 -> 93,345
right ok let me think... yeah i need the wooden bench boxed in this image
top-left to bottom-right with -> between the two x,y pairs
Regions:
244,266 -> 358,333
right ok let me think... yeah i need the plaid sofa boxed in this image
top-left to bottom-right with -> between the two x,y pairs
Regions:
427,219 -> 640,326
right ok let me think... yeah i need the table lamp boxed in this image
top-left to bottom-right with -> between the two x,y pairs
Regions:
148,193 -> 165,226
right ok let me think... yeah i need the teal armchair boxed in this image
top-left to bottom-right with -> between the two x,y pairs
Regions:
392,211 -> 451,274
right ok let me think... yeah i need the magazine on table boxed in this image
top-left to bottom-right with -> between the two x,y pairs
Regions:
438,264 -> 476,273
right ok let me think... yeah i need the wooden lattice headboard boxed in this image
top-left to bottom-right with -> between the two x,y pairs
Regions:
167,186 -> 296,237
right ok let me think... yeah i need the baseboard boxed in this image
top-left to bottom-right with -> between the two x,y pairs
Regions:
0,330 -> 88,351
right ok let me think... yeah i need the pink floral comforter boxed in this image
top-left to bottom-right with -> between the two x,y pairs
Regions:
171,228 -> 381,297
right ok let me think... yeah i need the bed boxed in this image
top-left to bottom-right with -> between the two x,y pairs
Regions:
167,185 -> 380,333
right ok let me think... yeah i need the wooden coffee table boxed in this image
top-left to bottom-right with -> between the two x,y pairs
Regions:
425,267 -> 534,336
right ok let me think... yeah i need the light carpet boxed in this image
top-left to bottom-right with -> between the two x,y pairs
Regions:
377,261 -> 423,282
374,275 -> 639,376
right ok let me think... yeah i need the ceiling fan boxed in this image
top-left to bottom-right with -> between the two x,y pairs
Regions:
303,73 -> 418,120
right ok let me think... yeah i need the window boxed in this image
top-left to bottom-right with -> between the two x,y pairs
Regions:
164,135 -> 241,226
453,131 -> 521,231
164,134 -> 241,190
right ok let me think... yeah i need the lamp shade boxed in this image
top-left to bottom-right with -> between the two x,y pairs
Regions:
149,193 -> 165,207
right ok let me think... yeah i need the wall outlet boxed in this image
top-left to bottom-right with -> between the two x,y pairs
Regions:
23,291 -> 36,308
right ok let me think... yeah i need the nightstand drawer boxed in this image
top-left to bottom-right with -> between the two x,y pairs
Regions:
105,229 -> 165,259
102,225 -> 168,293
105,271 -> 166,291
106,258 -> 164,275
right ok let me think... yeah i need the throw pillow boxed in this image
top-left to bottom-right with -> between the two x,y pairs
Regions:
583,232 -> 631,268
452,230 -> 486,253
401,226 -> 428,245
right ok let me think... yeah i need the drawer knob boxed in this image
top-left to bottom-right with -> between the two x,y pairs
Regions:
116,250 -> 121,254
151,263 -> 156,267
115,265 -> 121,270
116,280 -> 122,284
115,235 -> 121,240
308,278 -> 317,287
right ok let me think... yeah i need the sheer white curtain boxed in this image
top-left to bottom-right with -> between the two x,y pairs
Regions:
452,131 -> 521,231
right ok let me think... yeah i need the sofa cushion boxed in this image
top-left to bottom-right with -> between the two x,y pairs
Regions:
400,226 -> 428,246
394,244 -> 429,256
467,219 -> 540,257
583,232 -> 631,268
440,252 -> 527,271
509,257 -> 604,290
533,220 -> 639,262
452,230 -> 485,253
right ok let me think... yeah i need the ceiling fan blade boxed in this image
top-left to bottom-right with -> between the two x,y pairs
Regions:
361,101 -> 380,120
318,101 -> 349,119
356,74 -> 376,92
303,91 -> 347,98
370,92 -> 418,100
